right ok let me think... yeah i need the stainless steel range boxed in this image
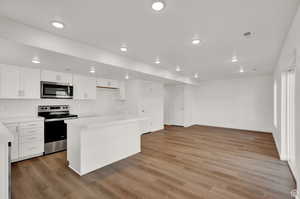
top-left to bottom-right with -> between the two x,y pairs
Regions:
38,105 -> 78,154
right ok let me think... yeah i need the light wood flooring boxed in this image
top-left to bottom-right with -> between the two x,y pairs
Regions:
12,125 -> 295,199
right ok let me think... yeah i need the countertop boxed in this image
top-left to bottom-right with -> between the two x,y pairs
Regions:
0,116 -> 44,124
66,115 -> 148,129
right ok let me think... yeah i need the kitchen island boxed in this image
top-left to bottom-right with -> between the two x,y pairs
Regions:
0,122 -> 13,199
66,115 -> 147,176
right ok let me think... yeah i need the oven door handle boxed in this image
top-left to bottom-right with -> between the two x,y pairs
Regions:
45,117 -> 78,122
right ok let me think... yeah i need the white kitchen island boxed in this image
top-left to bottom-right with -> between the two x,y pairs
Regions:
66,116 -> 147,176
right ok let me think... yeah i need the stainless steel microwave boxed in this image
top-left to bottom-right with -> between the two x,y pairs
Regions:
41,81 -> 73,99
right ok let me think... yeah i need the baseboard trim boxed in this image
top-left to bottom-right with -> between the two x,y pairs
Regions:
195,124 -> 272,134
287,162 -> 298,185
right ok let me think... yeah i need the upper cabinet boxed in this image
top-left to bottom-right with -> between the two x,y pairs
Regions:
73,75 -> 96,100
41,70 -> 73,85
0,64 -> 40,99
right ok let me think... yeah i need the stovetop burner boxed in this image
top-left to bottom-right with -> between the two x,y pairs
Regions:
38,105 -> 78,122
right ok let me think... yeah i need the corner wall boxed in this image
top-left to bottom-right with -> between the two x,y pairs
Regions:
273,4 -> 300,185
195,76 -> 273,132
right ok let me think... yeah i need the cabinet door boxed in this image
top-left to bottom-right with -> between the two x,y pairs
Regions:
119,81 -> 126,100
74,75 -> 96,100
0,65 -> 20,99
41,70 -> 72,84
6,124 -> 19,161
86,77 -> 96,99
73,75 -> 84,99
60,73 -> 73,85
20,68 -> 40,99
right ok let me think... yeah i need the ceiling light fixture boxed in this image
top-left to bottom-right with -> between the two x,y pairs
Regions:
125,73 -> 130,80
51,21 -> 65,29
194,73 -> 199,78
120,44 -> 128,52
32,57 -> 40,64
89,66 -> 96,74
155,57 -> 161,64
192,38 -> 201,45
152,0 -> 165,12
176,66 -> 181,72
239,67 -> 244,73
232,55 -> 238,63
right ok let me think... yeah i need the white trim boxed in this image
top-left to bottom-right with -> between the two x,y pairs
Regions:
280,72 -> 288,160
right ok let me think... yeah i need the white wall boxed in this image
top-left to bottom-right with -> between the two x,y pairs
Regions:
164,85 -> 198,127
195,76 -> 273,132
274,4 -> 300,184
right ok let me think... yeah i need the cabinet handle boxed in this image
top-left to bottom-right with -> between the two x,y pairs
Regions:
18,90 -> 25,97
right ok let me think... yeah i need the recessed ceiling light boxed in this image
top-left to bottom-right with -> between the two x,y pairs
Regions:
239,67 -> 244,73
51,21 -> 65,29
32,57 -> 40,64
194,73 -> 199,78
90,66 -> 96,74
192,38 -> 201,45
155,57 -> 160,64
120,44 -> 128,52
232,55 -> 238,63
152,0 -> 165,12
125,73 -> 130,80
176,66 -> 181,72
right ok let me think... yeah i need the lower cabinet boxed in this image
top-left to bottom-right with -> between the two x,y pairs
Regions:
4,121 -> 44,162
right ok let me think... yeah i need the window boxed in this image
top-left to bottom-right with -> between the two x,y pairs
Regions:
274,80 -> 277,128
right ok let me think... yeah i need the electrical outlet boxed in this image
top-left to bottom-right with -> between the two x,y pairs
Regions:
291,189 -> 298,198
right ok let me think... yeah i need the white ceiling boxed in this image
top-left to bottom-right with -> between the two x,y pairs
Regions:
0,38 -> 179,83
0,0 -> 299,80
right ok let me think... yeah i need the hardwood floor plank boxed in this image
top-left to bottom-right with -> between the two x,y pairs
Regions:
12,125 -> 295,199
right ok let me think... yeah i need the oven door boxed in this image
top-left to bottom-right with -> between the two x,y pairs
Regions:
41,81 -> 73,99
44,120 -> 67,154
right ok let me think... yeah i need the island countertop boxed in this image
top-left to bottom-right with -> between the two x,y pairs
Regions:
66,114 -> 144,176
66,115 -> 148,129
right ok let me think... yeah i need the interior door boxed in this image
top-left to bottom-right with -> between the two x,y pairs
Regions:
171,86 -> 184,126
287,69 -> 296,170
139,82 -> 153,132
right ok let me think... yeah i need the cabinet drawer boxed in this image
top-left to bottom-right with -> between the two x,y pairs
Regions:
19,128 -> 44,138
19,121 -> 44,129
20,141 -> 44,157
20,133 -> 43,143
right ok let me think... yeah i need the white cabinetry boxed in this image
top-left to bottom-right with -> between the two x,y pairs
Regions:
0,64 -> 40,99
19,68 -> 40,99
4,120 -> 44,162
97,79 -> 126,100
119,81 -> 126,100
96,78 -> 119,88
125,80 -> 164,133
41,70 -> 73,84
5,124 -> 19,161
73,75 -> 96,100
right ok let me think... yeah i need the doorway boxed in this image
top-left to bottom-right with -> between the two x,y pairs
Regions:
281,68 -> 296,174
